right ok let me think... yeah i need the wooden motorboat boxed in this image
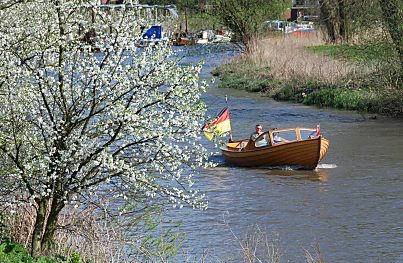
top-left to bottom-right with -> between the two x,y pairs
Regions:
221,127 -> 329,170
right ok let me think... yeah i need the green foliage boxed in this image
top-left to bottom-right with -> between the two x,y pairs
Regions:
0,240 -> 32,263
141,227 -> 184,260
304,88 -> 366,109
213,57 -> 272,79
138,0 -> 200,12
0,240 -> 54,262
214,51 -> 403,117
344,0 -> 384,32
218,74 -> 272,92
116,197 -> 185,261
303,88 -> 403,117
270,80 -> 324,101
272,85 -> 303,101
187,12 -> 221,32
214,58 -> 277,92
137,210 -> 185,260
68,252 -> 81,263
0,240 -> 89,263
210,0 -> 291,52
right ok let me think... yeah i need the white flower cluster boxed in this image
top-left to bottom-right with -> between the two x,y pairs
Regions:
0,0 -> 210,211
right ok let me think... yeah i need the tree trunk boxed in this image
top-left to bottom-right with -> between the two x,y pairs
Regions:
379,0 -> 403,79
31,198 -> 49,257
31,195 -> 65,257
31,167 -> 65,256
319,0 -> 337,43
41,198 -> 64,253
338,0 -> 346,42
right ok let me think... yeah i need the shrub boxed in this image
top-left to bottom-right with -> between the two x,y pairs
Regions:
218,75 -> 275,92
0,240 -> 56,262
0,240 -> 86,263
303,88 -> 403,117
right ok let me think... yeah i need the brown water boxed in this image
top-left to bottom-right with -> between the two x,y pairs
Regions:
169,46 -> 403,263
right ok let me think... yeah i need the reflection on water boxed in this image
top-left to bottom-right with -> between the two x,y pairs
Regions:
265,168 -> 330,182
209,153 -> 335,182
167,46 -> 403,263
204,166 -> 231,177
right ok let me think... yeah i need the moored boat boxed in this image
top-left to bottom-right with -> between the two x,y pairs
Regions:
220,127 -> 329,170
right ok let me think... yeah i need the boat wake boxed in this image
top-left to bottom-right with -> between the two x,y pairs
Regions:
261,165 -> 304,171
316,163 -> 337,169
207,155 -> 337,171
207,154 -> 227,166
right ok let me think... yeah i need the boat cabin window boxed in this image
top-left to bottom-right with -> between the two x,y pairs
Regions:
271,130 -> 297,144
300,129 -> 319,140
254,132 -> 270,148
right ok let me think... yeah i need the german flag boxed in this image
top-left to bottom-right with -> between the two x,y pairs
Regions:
316,124 -> 320,136
203,107 -> 231,141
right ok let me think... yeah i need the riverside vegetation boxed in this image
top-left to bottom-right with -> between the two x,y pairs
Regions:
213,34 -> 403,118
0,0 -> 327,262
1,0 -> 399,262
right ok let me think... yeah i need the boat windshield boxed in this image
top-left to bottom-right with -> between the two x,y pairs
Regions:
254,132 -> 270,148
300,129 -> 319,140
271,130 -> 298,144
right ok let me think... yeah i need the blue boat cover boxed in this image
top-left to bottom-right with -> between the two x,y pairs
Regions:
142,25 -> 162,39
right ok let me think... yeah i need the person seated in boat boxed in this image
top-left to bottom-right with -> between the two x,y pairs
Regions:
250,124 -> 268,147
273,132 -> 288,143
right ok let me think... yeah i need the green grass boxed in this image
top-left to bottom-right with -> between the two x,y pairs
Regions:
302,88 -> 403,116
213,58 -> 276,92
305,43 -> 396,63
214,59 -> 403,117
214,40 -> 402,117
213,58 -> 271,77
218,74 -> 277,92
271,81 -> 325,101
270,84 -> 403,117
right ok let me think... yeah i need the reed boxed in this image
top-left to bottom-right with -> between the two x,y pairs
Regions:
240,35 -> 373,87
2,207 -> 329,263
214,34 -> 403,117
238,225 -> 282,263
1,204 -> 36,248
0,202 -> 178,262
303,244 -> 325,263
53,205 -> 128,262
222,219 -> 326,263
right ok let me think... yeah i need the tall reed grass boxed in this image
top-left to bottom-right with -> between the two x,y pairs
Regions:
215,34 -> 403,117
0,201 -> 178,262
265,37 -> 354,83
239,35 -> 375,87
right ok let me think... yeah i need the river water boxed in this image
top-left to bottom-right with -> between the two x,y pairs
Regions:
167,45 -> 403,263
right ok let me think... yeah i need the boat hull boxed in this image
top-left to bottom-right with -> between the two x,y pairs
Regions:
221,137 -> 329,170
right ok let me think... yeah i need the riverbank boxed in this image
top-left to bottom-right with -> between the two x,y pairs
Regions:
213,35 -> 403,118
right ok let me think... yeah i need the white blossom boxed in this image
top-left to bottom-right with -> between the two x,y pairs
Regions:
0,0 -> 211,213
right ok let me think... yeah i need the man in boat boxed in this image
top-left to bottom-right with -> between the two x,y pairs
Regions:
273,132 -> 289,143
250,124 -> 269,147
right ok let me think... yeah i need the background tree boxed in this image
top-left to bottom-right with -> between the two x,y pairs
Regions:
210,0 -> 291,53
318,0 -> 348,43
318,0 -> 401,83
379,0 -> 402,78
0,0 -> 209,257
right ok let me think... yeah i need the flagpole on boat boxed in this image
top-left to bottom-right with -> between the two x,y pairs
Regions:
225,95 -> 233,142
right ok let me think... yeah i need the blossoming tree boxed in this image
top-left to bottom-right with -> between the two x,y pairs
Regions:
0,0 -> 209,256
